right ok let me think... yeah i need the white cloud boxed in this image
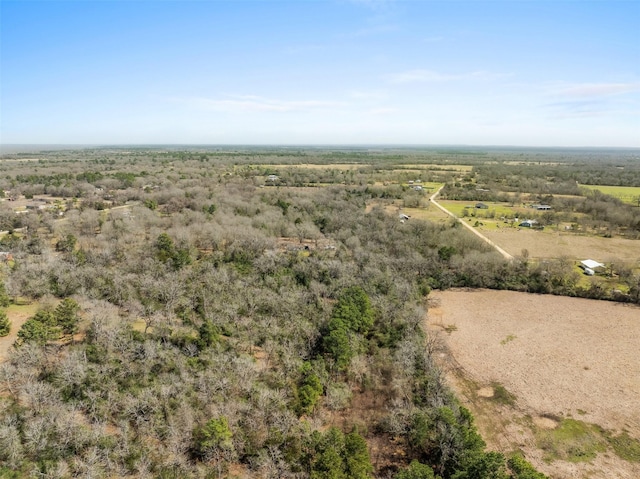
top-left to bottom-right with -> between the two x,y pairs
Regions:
367,107 -> 398,115
555,82 -> 640,98
386,69 -> 501,84
543,82 -> 640,119
349,24 -> 398,37
545,100 -> 609,119
178,95 -> 346,113
349,89 -> 388,100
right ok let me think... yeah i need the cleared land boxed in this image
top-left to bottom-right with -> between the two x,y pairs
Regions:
396,163 -> 474,171
427,289 -> 640,479
399,205 -> 451,223
365,202 -> 451,224
259,163 -> 362,170
581,185 -> 640,205
401,181 -> 443,190
0,303 -> 40,362
438,200 -> 529,218
260,163 -> 472,172
480,228 -> 640,263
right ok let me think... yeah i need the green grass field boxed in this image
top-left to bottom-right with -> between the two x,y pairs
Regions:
438,200 -> 524,219
581,185 -> 640,205
7,302 -> 41,316
401,205 -> 450,223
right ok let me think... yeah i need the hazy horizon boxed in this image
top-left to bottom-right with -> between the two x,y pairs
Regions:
2,1 -> 639,147
3,143 -> 640,156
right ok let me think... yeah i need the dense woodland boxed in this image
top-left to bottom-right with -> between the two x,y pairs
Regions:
0,146 -> 638,478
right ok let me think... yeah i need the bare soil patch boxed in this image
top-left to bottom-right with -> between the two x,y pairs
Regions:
480,229 -> 640,262
427,289 -> 640,479
533,416 -> 559,430
0,303 -> 39,362
476,386 -> 494,398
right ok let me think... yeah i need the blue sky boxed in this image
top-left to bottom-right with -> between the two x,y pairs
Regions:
1,0 -> 639,146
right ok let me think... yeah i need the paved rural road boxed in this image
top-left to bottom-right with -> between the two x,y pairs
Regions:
429,186 -> 514,261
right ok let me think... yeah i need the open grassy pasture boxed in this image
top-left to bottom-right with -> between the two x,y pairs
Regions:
401,205 -> 451,223
437,200 -> 529,219
428,289 -> 640,479
581,185 -> 640,205
433,198 -> 639,263
365,200 -> 451,223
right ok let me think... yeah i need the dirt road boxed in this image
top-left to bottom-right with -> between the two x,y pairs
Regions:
429,187 -> 514,260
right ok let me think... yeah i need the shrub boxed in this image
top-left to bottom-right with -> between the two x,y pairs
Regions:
296,362 -> 323,415
507,453 -> 548,479
192,417 -> 233,459
0,282 -> 10,307
395,460 -> 436,479
308,428 -> 373,479
332,286 -> 374,334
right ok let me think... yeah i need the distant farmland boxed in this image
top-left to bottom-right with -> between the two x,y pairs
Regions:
581,185 -> 640,205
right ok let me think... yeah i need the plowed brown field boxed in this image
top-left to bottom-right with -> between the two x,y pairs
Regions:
427,289 -> 640,479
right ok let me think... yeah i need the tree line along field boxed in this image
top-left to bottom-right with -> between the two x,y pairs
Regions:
0,146 -> 638,479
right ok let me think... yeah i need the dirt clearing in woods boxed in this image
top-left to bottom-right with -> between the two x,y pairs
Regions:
427,289 -> 640,479
0,303 -> 40,362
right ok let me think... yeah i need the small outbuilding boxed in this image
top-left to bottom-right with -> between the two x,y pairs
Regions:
580,259 -> 605,273
475,202 -> 489,209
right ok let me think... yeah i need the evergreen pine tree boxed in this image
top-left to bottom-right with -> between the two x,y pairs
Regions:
54,298 -> 80,337
0,282 -> 10,308
0,310 -> 10,337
